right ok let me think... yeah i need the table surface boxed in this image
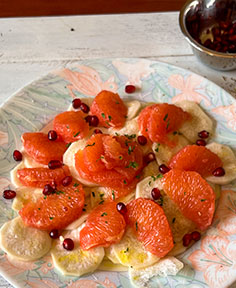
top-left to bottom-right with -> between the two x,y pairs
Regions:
0,11 -> 236,288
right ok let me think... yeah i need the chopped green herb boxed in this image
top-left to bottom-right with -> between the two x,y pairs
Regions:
124,115 -> 128,119
184,192 -> 186,195
101,113 -> 106,118
201,199 -> 206,202
96,155 -> 104,162
123,180 -> 127,184
145,128 -> 148,132
124,247 -> 129,253
100,193 -> 104,199
66,142 -> 72,148
66,125 -> 70,129
86,142 -> 95,148
68,196 -> 71,199
157,196 -> 164,206
163,114 -> 168,121
112,190 -> 115,200
166,120 -> 170,130
55,190 -> 65,195
108,115 -> 112,121
38,208 -> 41,210
128,146 -> 135,155
73,131 -> 80,137
172,217 -> 176,223
155,143 -> 160,152
44,196 -> 47,200
115,132 -> 119,136
73,183 -> 79,187
135,221 -> 138,231
82,208 -> 86,212
126,161 -> 138,169
173,131 -> 178,135
49,217 -> 54,220
92,191 -> 95,197
124,134 -> 136,139
99,200 -> 104,205
148,181 -> 152,186
105,221 -> 108,223
156,174 -> 163,179
119,155 -> 123,160
101,212 -> 108,217
115,101 -> 120,104
135,175 -> 141,179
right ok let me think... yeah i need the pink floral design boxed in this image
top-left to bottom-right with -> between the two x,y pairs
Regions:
112,59 -> 154,86
214,190 -> 236,235
26,279 -> 58,288
0,254 -> 37,276
58,65 -> 117,97
0,130 -> 8,146
39,256 -> 54,274
212,103 -> 236,132
188,236 -> 236,288
67,277 -> 117,288
168,74 -> 211,106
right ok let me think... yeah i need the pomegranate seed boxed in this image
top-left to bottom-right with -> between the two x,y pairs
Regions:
94,129 -> 103,134
212,167 -> 225,177
48,160 -> 62,169
137,135 -> 147,146
72,98 -> 82,109
198,130 -> 209,139
116,202 -> 127,215
191,231 -> 201,241
85,115 -> 99,127
43,184 -> 55,195
63,238 -> 74,251
125,85 -> 136,94
151,188 -> 161,200
48,130 -> 58,141
49,229 -> 59,239
144,152 -> 155,164
3,189 -> 16,199
62,176 -> 72,186
80,103 -> 90,113
159,164 -> 170,174
13,150 -> 22,161
196,139 -> 206,146
183,233 -> 192,247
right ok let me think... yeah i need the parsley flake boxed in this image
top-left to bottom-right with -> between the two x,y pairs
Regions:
201,199 -> 206,202
101,113 -> 105,118
66,142 -> 72,148
86,142 -> 95,148
123,180 -> 127,184
73,183 -> 79,187
124,247 -> 129,253
135,221 -> 138,231
112,190 -> 115,200
49,217 -> 54,220
73,131 -> 80,137
101,212 -> 108,217
92,191 -> 95,197
163,114 -> 168,121
172,217 -> 176,223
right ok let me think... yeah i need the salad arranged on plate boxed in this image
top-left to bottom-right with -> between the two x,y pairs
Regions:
1,88 -> 236,288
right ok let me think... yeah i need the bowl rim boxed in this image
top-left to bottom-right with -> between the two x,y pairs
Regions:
179,0 -> 236,59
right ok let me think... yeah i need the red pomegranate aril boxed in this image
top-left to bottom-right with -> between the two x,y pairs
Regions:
183,233 -> 192,247
159,164 -> 170,174
151,188 -> 161,200
43,184 -> 55,195
13,150 -> 22,161
137,135 -> 147,146
144,152 -> 155,164
48,130 -> 58,141
48,160 -> 62,169
196,139 -> 206,146
72,98 -> 82,109
80,103 -> 90,114
49,229 -> 59,239
3,190 -> 16,199
62,175 -> 72,187
63,238 -> 74,251
191,231 -> 201,241
116,202 -> 127,215
212,167 -> 225,177
198,130 -> 209,139
125,85 -> 136,94
94,129 -> 103,134
85,115 -> 99,127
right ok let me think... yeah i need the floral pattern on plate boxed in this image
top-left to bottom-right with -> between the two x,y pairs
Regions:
0,58 -> 235,288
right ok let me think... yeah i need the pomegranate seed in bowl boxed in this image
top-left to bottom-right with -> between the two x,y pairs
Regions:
80,103 -> 90,114
62,176 -> 72,186
151,188 -> 161,200
48,160 -> 62,169
49,229 -> 59,239
63,238 -> 74,250
94,129 -> 103,134
198,130 -> 209,139
137,135 -> 147,146
116,202 -> 127,215
196,139 -> 206,146
48,130 -> 58,141
3,190 -> 16,199
212,167 -> 225,177
183,233 -> 192,247
72,98 -> 82,109
159,164 -> 170,174
43,184 -> 55,195
191,231 -> 201,241
144,152 -> 155,164
125,85 -> 136,94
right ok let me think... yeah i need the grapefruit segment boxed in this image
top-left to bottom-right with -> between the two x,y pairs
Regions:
80,201 -> 126,250
90,90 -> 128,128
19,180 -> 85,231
17,165 -> 71,188
168,145 -> 223,177
138,103 -> 191,146
126,198 -> 174,257
161,169 -> 215,231
22,132 -> 67,165
53,111 -> 89,143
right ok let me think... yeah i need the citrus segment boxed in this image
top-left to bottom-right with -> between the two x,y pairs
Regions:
90,90 -> 127,128
161,169 -> 215,231
168,145 -> 223,177
22,132 -> 67,165
53,111 -> 89,143
126,198 -> 174,257
138,103 -> 190,146
17,165 -> 70,188
75,134 -> 143,189
19,180 -> 85,231
80,201 -> 126,250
